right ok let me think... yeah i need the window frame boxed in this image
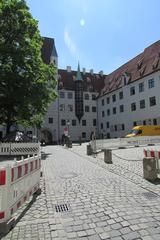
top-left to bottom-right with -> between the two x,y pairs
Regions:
131,102 -> 136,111
119,91 -> 123,100
149,96 -> 156,106
148,78 -> 155,89
130,86 -> 135,96
48,117 -> 53,124
139,99 -> 145,109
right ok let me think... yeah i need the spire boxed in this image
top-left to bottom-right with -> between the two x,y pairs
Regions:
76,62 -> 82,81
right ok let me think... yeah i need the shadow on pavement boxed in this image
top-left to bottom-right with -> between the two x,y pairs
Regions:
0,190 -> 41,238
149,178 -> 160,185
41,152 -> 52,160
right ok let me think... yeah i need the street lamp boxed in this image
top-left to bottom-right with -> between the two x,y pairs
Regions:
66,120 -> 72,148
67,120 -> 70,137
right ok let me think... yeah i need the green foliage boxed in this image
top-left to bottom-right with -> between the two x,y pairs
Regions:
0,0 -> 57,133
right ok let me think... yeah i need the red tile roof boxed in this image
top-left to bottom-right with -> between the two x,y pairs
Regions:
58,69 -> 105,92
101,40 -> 160,95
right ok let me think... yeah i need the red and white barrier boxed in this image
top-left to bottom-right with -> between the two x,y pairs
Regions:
0,142 -> 40,156
143,149 -> 160,158
0,155 -> 41,226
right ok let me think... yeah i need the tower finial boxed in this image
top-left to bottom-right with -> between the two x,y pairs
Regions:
76,62 -> 82,81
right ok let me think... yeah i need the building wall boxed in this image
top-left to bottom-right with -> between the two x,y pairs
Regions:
98,71 -> 160,138
44,89 -> 98,142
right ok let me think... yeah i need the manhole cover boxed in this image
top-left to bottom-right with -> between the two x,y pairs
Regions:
54,204 -> 70,213
142,192 -> 159,200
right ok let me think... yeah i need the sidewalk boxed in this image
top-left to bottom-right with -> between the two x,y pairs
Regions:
2,144 -> 160,240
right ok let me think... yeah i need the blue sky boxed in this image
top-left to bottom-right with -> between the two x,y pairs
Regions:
26,0 -> 160,74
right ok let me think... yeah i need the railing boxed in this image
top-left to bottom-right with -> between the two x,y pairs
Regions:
91,136 -> 160,151
0,142 -> 40,156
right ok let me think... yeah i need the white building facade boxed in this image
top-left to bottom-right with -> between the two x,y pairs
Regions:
42,66 -> 105,143
1,38 -> 160,142
98,41 -> 160,138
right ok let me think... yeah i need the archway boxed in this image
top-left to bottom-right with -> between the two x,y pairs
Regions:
41,129 -> 52,144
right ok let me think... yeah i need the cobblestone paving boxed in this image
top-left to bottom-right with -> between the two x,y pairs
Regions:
1,144 -> 160,239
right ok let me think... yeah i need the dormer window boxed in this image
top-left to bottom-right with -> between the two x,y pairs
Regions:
152,57 -> 159,69
137,58 -> 143,69
139,65 -> 146,76
122,72 -> 131,86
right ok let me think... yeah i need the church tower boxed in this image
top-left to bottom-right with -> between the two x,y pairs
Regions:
74,63 -> 84,122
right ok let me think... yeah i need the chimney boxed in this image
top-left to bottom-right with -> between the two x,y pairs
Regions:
90,69 -> 94,75
83,68 -> 86,74
99,70 -> 103,76
67,66 -> 71,72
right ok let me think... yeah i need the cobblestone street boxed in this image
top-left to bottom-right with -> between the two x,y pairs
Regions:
2,144 -> 160,240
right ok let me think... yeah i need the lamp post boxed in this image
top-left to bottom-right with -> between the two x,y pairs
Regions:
66,120 -> 72,148
67,120 -> 70,137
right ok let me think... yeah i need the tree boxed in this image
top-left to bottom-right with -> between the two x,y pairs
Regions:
0,0 -> 57,134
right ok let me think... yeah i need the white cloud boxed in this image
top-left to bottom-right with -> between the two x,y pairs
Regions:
64,27 -> 79,60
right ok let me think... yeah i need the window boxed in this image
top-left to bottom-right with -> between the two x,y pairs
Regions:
140,100 -> 145,109
133,121 -> 137,126
60,104 -> 65,111
93,119 -> 96,126
59,91 -> 65,98
101,123 -> 103,129
139,82 -> 144,92
114,125 -> 117,131
119,91 -> 123,99
122,124 -> 125,130
106,122 -> 110,128
106,97 -> 110,104
92,94 -> 96,100
113,107 -> 116,114
82,132 -> 86,138
143,120 -> 146,125
85,106 -> 90,112
102,111 -> 105,117
72,120 -> 76,126
131,102 -> 136,111
85,93 -> 89,100
119,105 -> 124,113
68,104 -> 73,112
112,94 -> 116,102
149,96 -> 156,106
48,117 -> 53,124
61,119 -> 66,126
82,120 -> 86,126
0,131 -> 3,140
68,92 -> 73,99
92,106 -> 96,112
101,99 -> 104,106
107,109 -> 110,116
153,118 -> 157,125
130,86 -> 135,96
106,133 -> 110,139
148,79 -> 154,88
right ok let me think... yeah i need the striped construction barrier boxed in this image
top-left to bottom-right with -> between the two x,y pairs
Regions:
0,155 -> 41,232
0,142 -> 40,156
143,149 -> 160,158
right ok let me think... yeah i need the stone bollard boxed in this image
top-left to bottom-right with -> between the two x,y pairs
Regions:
104,149 -> 112,164
143,157 -> 157,181
87,144 -> 92,155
